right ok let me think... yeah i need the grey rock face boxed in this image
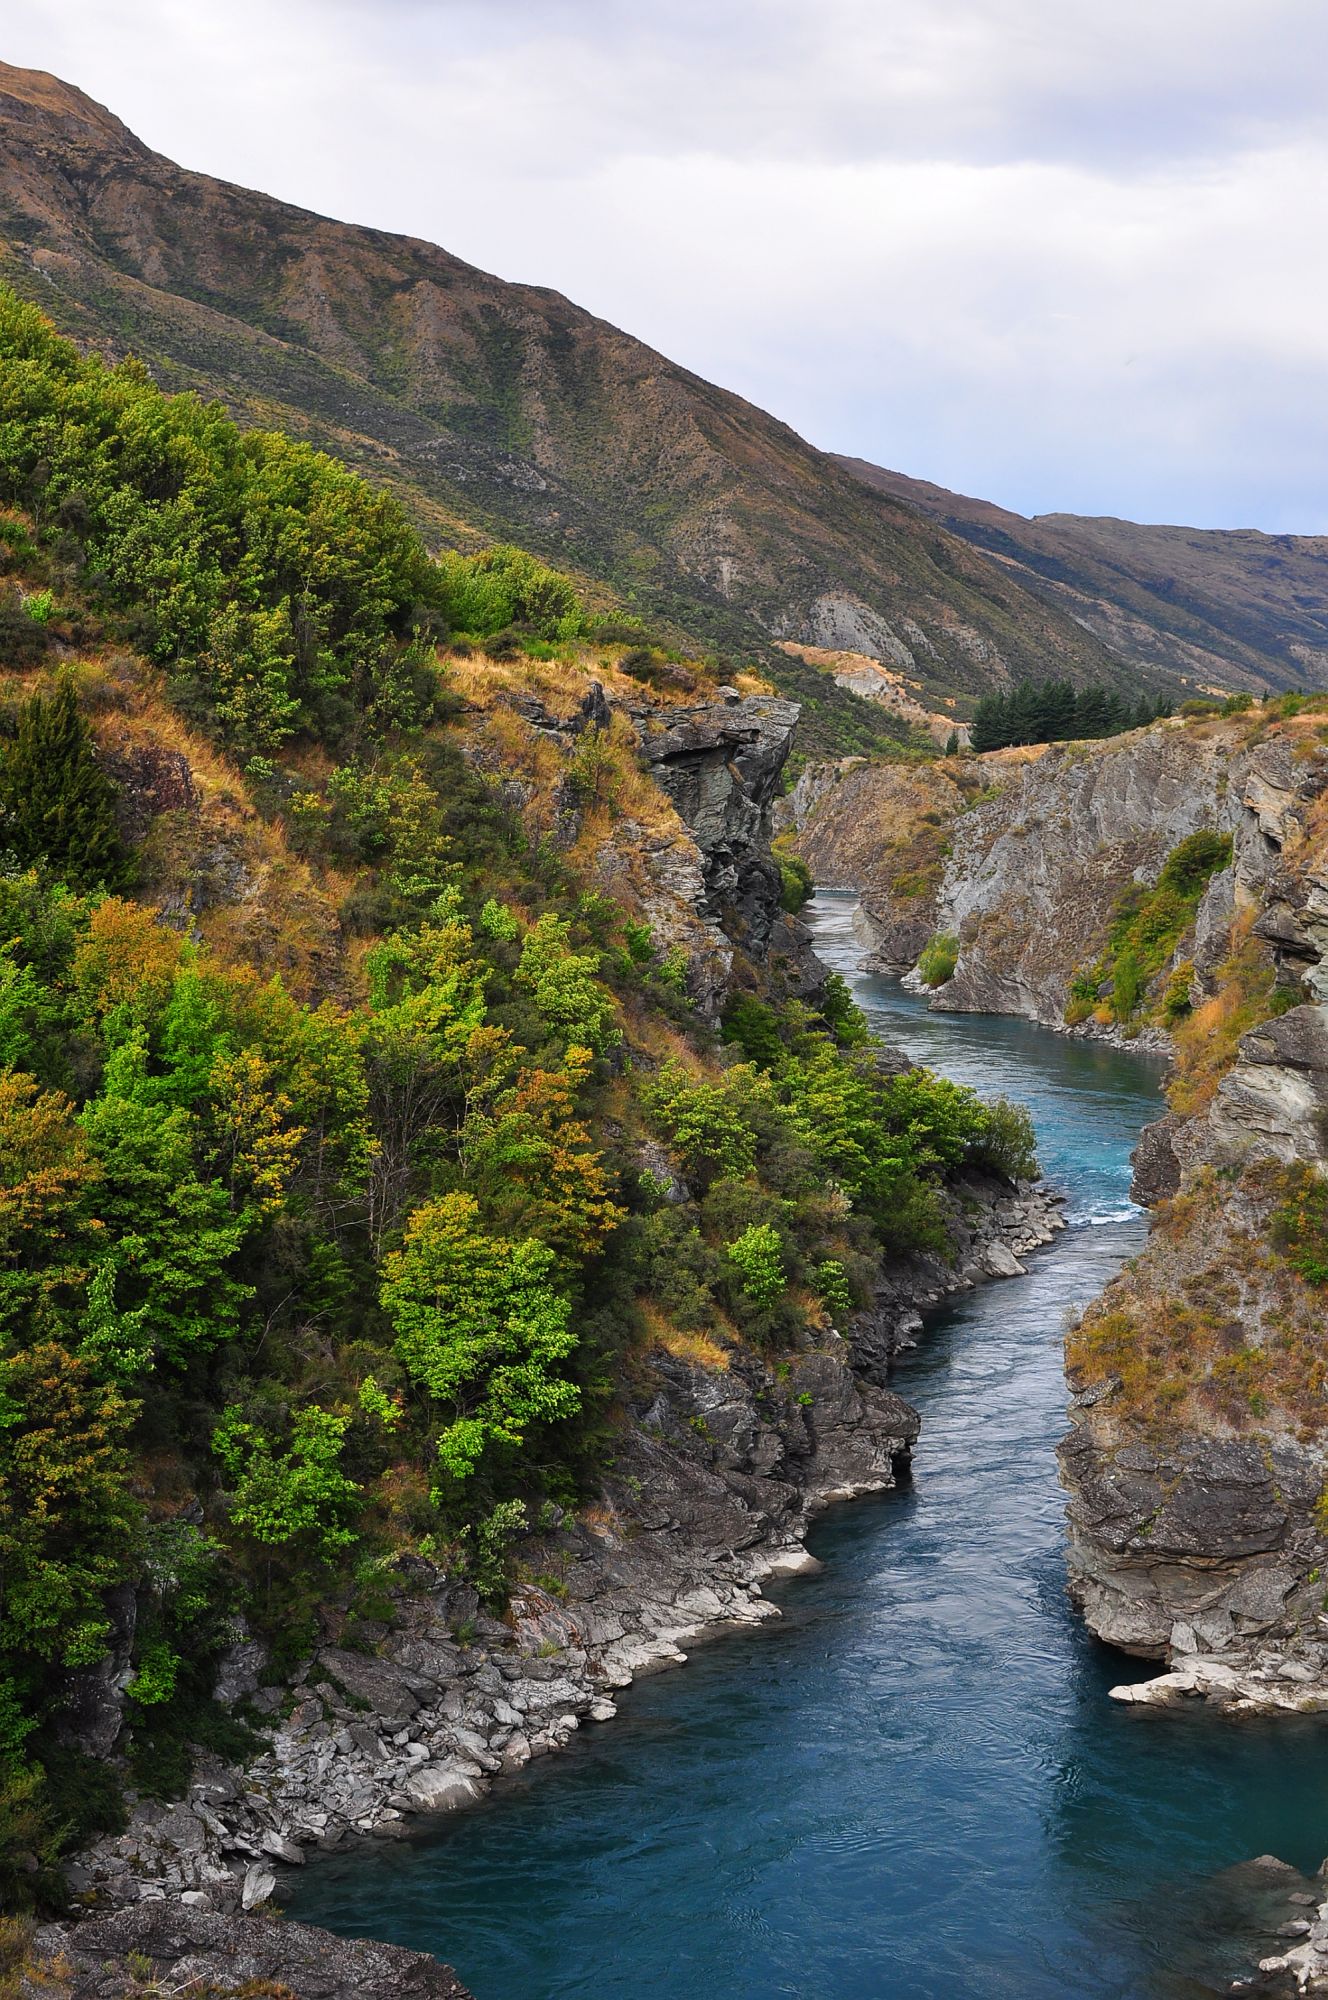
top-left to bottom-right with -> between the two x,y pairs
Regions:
929,726 -> 1243,1029
1188,1004 -> 1328,1173
1059,1425 -> 1319,1660
1129,1112 -> 1183,1204
644,694 -> 802,959
30,1904 -> 474,1998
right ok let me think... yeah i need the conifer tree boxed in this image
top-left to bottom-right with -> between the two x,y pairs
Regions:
0,680 -> 130,891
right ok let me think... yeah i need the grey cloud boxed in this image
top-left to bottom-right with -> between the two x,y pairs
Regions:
358,0 -> 1328,173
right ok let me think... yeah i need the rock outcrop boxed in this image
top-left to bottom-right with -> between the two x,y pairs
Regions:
1059,1005 -> 1328,1713
24,1904 -> 474,1999
791,713 -> 1328,1051
642,689 -> 822,1004
1061,999 -> 1328,1709
920,724 -> 1243,1029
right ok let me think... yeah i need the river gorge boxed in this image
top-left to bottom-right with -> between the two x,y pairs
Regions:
282,891 -> 1328,2000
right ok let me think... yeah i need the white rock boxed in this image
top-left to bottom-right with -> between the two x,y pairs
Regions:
982,1241 -> 1025,1279
241,1863 -> 276,1910
405,1763 -> 481,1814
260,1832 -> 304,1866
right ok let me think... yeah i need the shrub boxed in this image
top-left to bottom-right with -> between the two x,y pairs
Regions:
776,852 -> 813,913
380,1193 -> 580,1484
815,1258 -> 854,1318
725,1223 -> 787,1310
917,934 -> 959,987
1270,1165 -> 1328,1287
817,973 -> 869,1046
969,1097 -> 1039,1182
721,993 -> 785,1071
212,1406 -> 360,1557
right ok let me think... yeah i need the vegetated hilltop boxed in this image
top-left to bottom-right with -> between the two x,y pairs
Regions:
0,60 -> 1143,744
839,456 -> 1328,697
0,295 -> 1047,1928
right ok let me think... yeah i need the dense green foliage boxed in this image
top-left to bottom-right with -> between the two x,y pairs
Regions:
0,299 -> 1040,1894
0,293 -> 612,764
0,293 -> 449,757
969,679 -> 1171,752
774,849 -> 814,914
1066,830 -> 1234,1027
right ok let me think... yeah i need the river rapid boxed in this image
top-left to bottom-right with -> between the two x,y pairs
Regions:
289,890 -> 1328,1999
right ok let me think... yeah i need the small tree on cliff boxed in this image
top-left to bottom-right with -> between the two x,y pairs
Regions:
0,680 -> 130,890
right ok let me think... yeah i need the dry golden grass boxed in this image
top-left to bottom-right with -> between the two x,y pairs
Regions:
1168,912 -> 1278,1115
637,1298 -> 732,1372
1067,1162 -> 1328,1440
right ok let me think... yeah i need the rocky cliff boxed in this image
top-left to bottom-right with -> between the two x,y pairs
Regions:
1050,719 -> 1328,1711
791,711 -> 1328,1043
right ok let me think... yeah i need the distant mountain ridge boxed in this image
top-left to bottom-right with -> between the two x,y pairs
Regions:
836,458 -> 1328,695
0,58 -> 1143,724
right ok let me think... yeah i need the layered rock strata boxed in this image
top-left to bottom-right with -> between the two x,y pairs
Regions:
1055,736 -> 1328,1710
1059,1003 -> 1328,1714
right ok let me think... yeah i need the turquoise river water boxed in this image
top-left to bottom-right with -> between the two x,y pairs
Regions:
289,890 -> 1328,1998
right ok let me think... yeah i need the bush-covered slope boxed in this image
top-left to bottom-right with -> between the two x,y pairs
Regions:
0,299 -> 1036,1905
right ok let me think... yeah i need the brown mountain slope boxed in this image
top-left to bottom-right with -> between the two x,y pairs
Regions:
0,59 -> 1139,720
837,457 -> 1328,695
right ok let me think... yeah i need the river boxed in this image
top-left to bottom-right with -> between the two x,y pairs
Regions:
289,890 -> 1328,1999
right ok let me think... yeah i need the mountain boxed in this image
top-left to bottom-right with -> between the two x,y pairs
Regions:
0,60 -> 1140,721
836,458 -> 1328,695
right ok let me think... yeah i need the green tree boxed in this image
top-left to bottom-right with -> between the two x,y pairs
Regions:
0,681 -> 129,890
515,913 -> 620,1054
212,1406 -> 358,1557
380,1192 -> 580,1482
725,1223 -> 786,1307
0,1343 -> 140,1670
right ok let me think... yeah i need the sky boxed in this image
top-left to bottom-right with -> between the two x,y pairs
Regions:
7,0 -> 1328,531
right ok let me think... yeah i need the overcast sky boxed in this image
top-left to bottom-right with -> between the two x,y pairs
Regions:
8,1 -> 1328,530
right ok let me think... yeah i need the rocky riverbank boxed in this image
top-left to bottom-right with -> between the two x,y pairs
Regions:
66,1174 -> 1063,1922
16,1904 -> 476,1999
1226,1857 -> 1328,1996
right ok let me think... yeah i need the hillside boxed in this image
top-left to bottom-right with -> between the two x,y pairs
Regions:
0,297 -> 1057,1950
0,60 -> 1144,735
838,457 -> 1328,696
